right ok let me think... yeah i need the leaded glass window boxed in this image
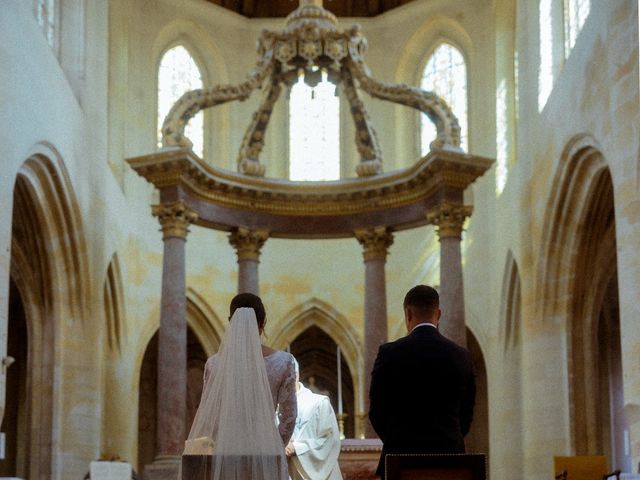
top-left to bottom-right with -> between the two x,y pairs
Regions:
34,0 -> 56,48
420,43 -> 468,155
289,72 -> 340,181
158,46 -> 204,158
538,0 -> 554,111
564,0 -> 591,55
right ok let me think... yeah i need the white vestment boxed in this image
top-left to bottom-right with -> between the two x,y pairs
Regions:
289,385 -> 343,480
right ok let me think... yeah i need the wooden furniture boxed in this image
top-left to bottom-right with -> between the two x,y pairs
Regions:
553,456 -> 621,480
385,453 -> 486,480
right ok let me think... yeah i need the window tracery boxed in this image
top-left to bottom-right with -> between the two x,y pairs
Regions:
564,0 -> 591,55
289,72 -> 340,181
158,45 -> 204,158
34,0 -> 57,48
420,43 -> 468,155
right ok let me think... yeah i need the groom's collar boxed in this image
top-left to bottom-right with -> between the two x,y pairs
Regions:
410,322 -> 437,333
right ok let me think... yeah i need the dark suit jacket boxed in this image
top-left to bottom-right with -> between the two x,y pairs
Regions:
369,325 -> 476,477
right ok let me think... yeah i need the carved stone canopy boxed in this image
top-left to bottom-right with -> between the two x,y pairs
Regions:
128,148 -> 492,239
160,0 -> 464,178
132,0 -> 494,241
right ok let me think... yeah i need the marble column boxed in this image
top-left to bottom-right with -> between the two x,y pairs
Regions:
355,226 -> 393,438
427,201 -> 473,348
229,226 -> 269,295
146,200 -> 197,479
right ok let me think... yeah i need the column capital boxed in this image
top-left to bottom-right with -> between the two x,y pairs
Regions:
426,201 -> 473,239
229,226 -> 269,261
152,201 -> 198,239
354,226 -> 394,261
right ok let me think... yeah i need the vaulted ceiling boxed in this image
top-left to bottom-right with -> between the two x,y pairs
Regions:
206,0 -> 417,17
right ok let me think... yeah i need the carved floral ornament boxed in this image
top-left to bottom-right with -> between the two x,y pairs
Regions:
354,226 -> 394,261
160,0 -> 462,178
426,201 -> 473,239
228,227 -> 270,261
152,200 -> 199,239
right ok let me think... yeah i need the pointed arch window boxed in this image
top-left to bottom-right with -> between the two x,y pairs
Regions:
158,46 -> 204,158
420,43 -> 468,155
564,0 -> 591,55
289,72 -> 340,181
34,0 -> 57,48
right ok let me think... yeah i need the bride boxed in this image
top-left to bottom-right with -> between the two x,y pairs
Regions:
183,293 -> 297,480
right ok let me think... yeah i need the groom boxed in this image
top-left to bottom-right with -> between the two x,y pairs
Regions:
368,285 -> 476,478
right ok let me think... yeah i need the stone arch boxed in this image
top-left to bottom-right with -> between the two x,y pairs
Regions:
271,298 -> 361,385
494,250 -> 524,479
540,134 -> 630,468
135,292 -> 219,474
104,253 -> 126,352
5,143 -> 89,478
271,298 -> 363,429
394,16 -> 473,161
501,250 -> 522,351
152,18 -> 231,165
465,326 -> 489,458
186,287 -> 225,356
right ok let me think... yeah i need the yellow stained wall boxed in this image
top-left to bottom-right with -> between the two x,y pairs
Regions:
0,0 -> 638,479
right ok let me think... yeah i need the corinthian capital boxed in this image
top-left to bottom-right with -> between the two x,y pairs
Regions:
426,201 -> 473,239
229,227 -> 270,261
354,226 -> 394,261
152,201 -> 198,239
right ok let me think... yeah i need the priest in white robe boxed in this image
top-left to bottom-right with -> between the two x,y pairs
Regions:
285,361 -> 343,480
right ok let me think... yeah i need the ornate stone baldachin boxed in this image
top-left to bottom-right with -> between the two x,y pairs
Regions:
354,226 -> 394,261
159,0 -> 463,177
229,227 -> 270,261
152,201 -> 198,239
426,202 -> 473,239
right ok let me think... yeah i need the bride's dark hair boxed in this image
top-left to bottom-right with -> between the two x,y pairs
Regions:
230,293 -> 266,330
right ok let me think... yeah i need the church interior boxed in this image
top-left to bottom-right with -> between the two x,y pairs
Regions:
0,0 -> 639,479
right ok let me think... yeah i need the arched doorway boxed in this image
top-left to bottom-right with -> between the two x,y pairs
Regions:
0,280 -> 29,477
465,328 -> 489,457
137,327 -> 209,473
290,326 -> 355,438
569,168 -> 630,471
540,137 -> 630,471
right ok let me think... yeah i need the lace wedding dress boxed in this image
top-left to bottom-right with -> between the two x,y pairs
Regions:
182,308 -> 296,480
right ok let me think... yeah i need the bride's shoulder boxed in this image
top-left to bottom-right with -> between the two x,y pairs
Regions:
264,349 -> 294,366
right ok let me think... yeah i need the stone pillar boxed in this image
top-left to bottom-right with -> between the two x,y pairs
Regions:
427,201 -> 473,348
228,226 -> 269,295
355,226 -> 393,438
146,201 -> 197,480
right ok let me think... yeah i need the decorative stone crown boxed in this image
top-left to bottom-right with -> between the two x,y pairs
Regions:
160,0 -> 462,178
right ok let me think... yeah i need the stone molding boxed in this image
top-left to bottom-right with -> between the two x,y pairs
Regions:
152,201 -> 198,239
129,149 -> 492,219
355,226 -> 394,261
426,201 -> 473,239
228,226 -> 270,261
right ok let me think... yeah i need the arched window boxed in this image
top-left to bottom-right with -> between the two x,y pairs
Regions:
34,0 -> 57,48
420,43 -> 468,155
289,72 -> 340,181
538,0 -> 554,110
158,46 -> 204,158
564,0 -> 590,55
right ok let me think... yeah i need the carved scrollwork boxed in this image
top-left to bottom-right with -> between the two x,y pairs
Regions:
346,32 -> 462,151
160,57 -> 274,151
341,67 -> 382,176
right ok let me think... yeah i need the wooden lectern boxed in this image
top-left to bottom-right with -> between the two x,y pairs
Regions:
385,454 -> 486,480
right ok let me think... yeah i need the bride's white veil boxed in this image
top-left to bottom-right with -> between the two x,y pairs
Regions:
182,307 -> 286,480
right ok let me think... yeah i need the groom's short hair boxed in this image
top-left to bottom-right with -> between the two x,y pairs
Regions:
230,293 -> 266,329
403,285 -> 439,318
